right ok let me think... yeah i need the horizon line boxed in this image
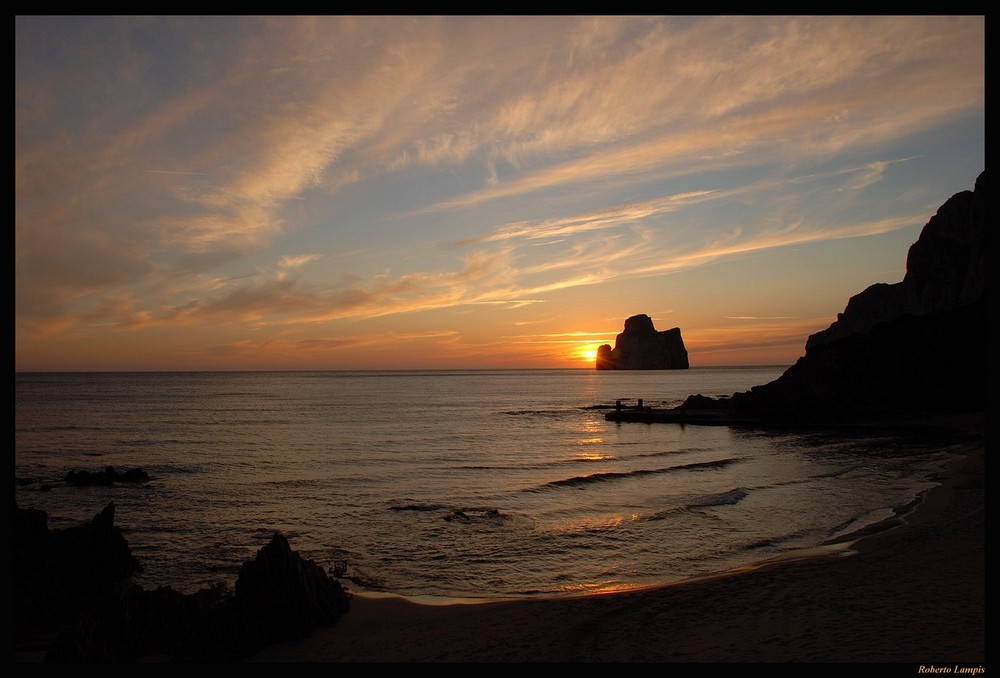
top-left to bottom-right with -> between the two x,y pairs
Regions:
14,364 -> 792,374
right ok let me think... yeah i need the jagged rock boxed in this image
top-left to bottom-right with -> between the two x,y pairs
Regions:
15,502 -> 143,617
596,314 -> 689,370
17,503 -> 351,663
15,502 -> 143,659
228,533 -> 351,655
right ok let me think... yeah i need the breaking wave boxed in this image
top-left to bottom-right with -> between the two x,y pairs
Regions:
533,457 -> 740,492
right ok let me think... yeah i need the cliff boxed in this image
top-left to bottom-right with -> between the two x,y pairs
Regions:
596,314 -> 689,370
731,171 -> 985,425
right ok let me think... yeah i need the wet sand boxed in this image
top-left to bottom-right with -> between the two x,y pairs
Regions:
249,422 -> 984,664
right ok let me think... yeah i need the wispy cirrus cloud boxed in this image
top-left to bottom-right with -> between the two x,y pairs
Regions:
16,16 -> 983,369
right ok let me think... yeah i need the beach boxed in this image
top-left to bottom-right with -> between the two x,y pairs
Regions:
248,420 -> 984,664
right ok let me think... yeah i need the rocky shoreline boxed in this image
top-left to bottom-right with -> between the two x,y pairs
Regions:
15,502 -> 351,663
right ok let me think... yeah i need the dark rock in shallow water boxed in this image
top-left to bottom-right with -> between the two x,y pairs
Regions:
64,466 -> 150,486
596,314 -> 689,370
444,508 -> 509,524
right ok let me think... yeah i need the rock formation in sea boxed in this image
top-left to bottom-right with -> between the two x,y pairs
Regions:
730,171 -> 985,424
64,465 -> 150,486
596,314 -> 689,370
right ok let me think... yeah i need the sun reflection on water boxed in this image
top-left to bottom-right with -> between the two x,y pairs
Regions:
556,579 -> 647,596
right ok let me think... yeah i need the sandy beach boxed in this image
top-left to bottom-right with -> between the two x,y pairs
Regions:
248,421 -> 984,664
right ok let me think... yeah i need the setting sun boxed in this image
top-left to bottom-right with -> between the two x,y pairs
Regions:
577,345 -> 600,364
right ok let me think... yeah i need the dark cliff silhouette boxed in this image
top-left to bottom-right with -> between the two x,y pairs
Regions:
596,314 -> 689,370
729,171 -> 985,425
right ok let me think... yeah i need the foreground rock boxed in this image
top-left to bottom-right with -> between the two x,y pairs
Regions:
15,502 -> 143,638
596,314 -> 689,370
229,533 -> 351,657
15,503 -> 351,663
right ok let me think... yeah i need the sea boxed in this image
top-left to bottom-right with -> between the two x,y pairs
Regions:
14,368 -> 962,602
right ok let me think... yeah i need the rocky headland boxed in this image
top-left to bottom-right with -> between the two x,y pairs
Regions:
608,171 -> 985,427
734,171 -> 985,425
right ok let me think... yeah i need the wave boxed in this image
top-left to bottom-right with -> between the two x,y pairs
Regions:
542,468 -> 661,489
554,486 -> 750,527
534,457 -> 741,491
442,508 -> 511,525
263,478 -> 320,488
812,464 -> 864,479
686,487 -> 748,508
502,409 -> 573,417
446,463 -> 554,472
630,446 -> 716,461
640,488 -> 750,521
389,503 -> 516,528
672,458 -> 741,471
742,524 -> 820,551
390,503 -> 449,512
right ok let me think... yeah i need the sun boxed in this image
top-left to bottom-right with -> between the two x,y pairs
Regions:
577,345 -> 600,364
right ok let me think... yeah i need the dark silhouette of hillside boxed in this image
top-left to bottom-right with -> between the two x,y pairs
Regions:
731,171 -> 985,425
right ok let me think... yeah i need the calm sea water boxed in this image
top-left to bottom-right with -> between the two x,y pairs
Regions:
14,368 -> 958,600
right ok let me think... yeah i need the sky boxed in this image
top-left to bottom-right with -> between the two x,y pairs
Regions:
15,16 -> 985,371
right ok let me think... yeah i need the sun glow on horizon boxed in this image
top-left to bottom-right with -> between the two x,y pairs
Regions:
577,345 -> 601,364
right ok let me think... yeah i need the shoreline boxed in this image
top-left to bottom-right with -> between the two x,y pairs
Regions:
248,427 -> 984,664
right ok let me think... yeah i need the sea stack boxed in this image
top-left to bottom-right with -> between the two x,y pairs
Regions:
596,314 -> 689,370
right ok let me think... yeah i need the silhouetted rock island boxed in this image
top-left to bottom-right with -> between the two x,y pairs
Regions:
596,314 -> 689,370
608,171 -> 985,426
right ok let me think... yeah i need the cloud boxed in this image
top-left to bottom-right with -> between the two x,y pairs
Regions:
14,162 -> 937,341
279,254 -> 322,269
455,190 -> 718,245
685,318 -> 835,355
16,16 -> 983,359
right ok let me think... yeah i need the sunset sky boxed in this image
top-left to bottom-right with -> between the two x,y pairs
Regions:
15,16 -> 984,371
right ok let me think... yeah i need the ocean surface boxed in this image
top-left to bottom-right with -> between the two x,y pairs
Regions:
14,368 -> 960,601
